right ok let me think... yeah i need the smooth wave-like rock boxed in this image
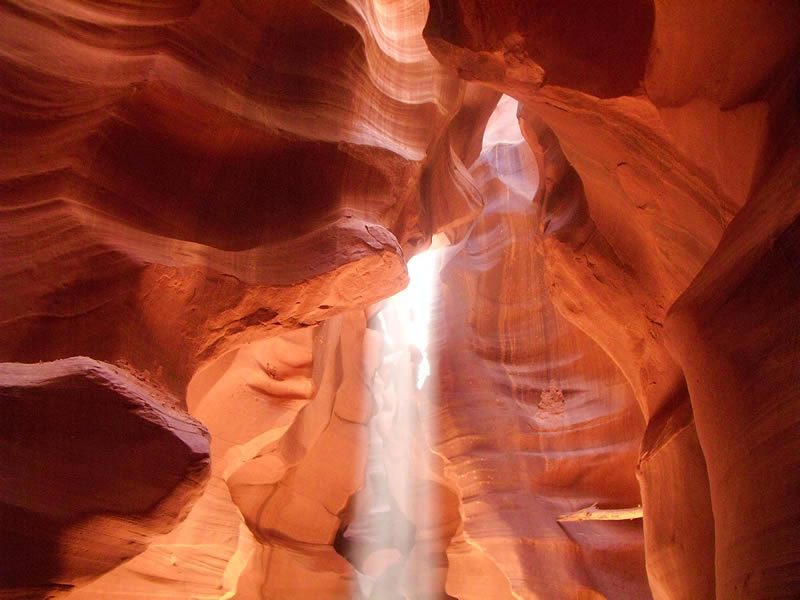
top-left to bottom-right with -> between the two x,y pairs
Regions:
428,100 -> 649,599
0,0 -> 479,398
424,2 -> 799,598
0,0 -> 478,596
666,120 -> 800,599
73,314 -> 375,600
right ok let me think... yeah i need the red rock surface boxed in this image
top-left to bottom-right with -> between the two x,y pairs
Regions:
1,1 -> 798,599
0,357 -> 210,599
665,125 -> 800,600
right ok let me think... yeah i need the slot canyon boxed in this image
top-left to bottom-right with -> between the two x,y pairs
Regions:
0,1 -> 798,599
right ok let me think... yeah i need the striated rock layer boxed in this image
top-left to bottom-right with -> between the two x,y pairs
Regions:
0,0 -> 453,396
0,0 -> 469,594
430,98 -> 649,599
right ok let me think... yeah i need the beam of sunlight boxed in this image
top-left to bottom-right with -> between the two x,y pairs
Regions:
396,250 -> 439,390
482,94 -> 523,151
347,248 -> 443,599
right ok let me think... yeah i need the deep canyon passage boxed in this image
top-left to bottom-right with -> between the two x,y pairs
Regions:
0,1 -> 798,599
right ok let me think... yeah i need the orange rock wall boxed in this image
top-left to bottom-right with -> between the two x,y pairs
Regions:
425,1 -> 799,598
430,102 -> 651,599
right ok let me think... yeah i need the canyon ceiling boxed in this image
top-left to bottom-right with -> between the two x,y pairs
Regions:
0,1 -> 798,599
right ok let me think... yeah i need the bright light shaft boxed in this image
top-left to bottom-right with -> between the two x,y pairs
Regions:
395,250 -> 439,389
482,93 -> 523,151
350,249 -> 441,599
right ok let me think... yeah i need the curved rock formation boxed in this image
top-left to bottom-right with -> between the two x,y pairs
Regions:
73,315 -> 375,600
424,1 -> 799,598
430,99 -> 649,599
0,0 -> 432,397
0,0 -> 466,592
0,357 -> 210,599
665,122 -> 800,599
